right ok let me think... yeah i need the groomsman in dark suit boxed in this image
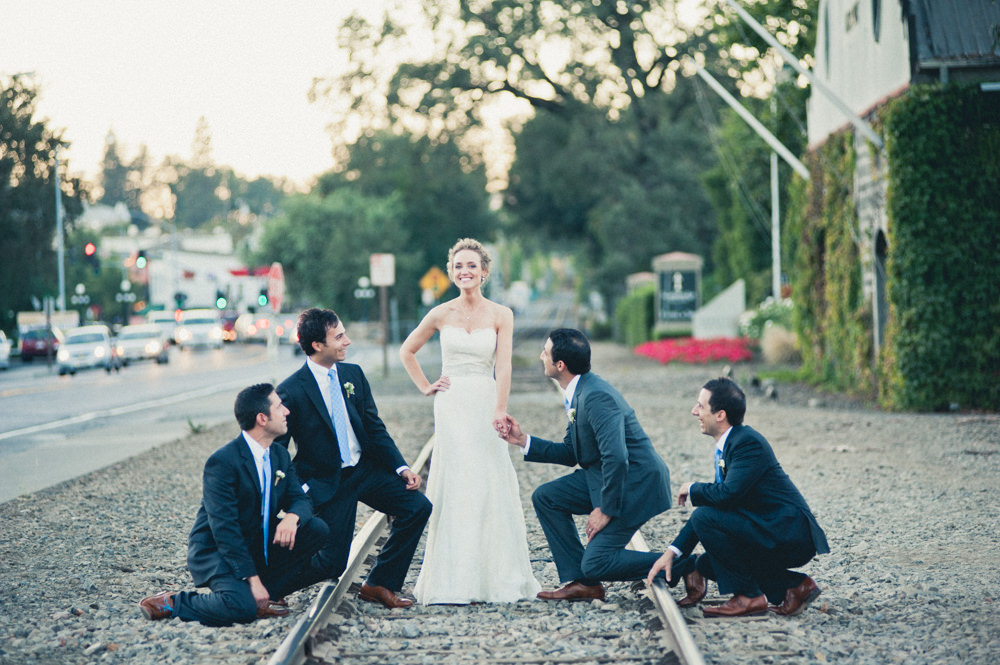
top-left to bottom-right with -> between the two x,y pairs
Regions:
139,383 -> 329,626
275,308 -> 431,609
500,328 -> 672,601
646,377 -> 829,618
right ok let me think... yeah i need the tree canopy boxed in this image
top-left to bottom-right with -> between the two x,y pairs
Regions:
1,74 -> 87,331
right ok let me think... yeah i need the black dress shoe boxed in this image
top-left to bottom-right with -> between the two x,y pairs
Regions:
359,583 -> 414,609
702,594 -> 768,618
676,569 -> 707,608
770,576 -> 821,616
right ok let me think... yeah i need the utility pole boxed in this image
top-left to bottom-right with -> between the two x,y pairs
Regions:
55,145 -> 66,311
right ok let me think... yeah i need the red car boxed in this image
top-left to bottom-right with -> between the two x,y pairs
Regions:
19,328 -> 64,361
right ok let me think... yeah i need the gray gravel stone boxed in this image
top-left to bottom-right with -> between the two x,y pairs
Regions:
1,342 -> 997,664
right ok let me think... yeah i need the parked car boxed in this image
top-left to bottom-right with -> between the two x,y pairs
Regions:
235,313 -> 299,346
146,310 -> 178,347
57,325 -> 121,375
0,330 -> 10,369
115,324 -> 169,365
174,309 -> 224,350
19,327 -> 63,361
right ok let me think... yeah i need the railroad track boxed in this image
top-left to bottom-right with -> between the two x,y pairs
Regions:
266,433 -> 705,665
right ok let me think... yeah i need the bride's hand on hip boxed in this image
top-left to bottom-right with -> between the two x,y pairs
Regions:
422,376 -> 450,396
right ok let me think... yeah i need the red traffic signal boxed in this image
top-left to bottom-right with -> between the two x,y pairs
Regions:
84,242 -> 97,256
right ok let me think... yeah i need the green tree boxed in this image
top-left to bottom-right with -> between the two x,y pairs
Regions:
99,130 -> 129,207
315,0 -> 723,303
316,130 -> 496,300
169,117 -> 227,228
0,74 -> 87,331
250,189 -> 416,320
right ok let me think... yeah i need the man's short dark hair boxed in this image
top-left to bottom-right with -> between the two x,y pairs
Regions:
234,383 -> 275,431
703,377 -> 746,426
297,308 -> 340,356
549,328 -> 591,375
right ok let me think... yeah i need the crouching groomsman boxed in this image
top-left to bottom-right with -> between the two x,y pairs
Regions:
646,377 -> 829,617
139,383 -> 329,626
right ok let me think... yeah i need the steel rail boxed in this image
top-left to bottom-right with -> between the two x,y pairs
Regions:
628,532 -> 707,665
268,437 -> 434,665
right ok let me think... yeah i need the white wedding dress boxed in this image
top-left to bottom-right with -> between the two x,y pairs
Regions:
414,326 -> 541,604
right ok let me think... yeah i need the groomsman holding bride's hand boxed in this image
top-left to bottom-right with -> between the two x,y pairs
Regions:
500,328 -> 673,601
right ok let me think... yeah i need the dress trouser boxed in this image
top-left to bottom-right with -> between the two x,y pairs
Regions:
669,505 -> 817,603
313,457 -> 432,591
532,469 -> 662,586
172,516 -> 329,626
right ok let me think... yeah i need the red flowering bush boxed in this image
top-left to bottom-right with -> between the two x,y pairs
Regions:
634,337 -> 754,365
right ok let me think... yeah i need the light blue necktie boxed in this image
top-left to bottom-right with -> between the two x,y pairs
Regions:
564,396 -> 571,414
262,449 -> 271,565
328,367 -> 353,466
714,447 -> 723,483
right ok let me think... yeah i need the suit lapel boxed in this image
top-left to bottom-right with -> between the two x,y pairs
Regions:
237,438 -> 263,501
299,363 -> 337,436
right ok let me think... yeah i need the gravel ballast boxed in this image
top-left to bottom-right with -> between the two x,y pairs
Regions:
1,342 -> 998,665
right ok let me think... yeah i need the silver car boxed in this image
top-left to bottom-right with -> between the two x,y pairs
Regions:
115,324 -> 169,365
0,330 -> 10,370
57,325 -> 122,375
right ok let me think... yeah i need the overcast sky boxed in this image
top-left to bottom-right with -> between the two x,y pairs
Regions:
1,2 -> 373,188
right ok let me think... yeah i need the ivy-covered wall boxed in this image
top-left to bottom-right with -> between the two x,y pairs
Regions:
786,132 -> 876,396
788,83 -> 1000,410
880,84 -> 1000,411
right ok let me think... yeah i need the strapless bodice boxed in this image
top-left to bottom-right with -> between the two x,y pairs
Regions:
439,326 -> 496,378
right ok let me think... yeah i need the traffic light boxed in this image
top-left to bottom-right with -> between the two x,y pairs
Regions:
174,291 -> 188,309
258,287 -> 268,308
135,250 -> 147,269
83,242 -> 100,273
215,289 -> 228,309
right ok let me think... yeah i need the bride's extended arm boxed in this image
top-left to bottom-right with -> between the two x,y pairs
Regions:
400,309 -> 444,396
493,306 -> 514,427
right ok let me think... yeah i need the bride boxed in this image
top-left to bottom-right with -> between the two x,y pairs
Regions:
400,238 -> 540,604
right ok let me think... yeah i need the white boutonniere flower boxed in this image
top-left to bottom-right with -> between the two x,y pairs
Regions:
274,470 -> 286,486
717,458 -> 726,472
343,382 -> 355,397
568,408 -> 576,423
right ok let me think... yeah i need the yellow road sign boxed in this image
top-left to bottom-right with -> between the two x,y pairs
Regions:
420,266 -> 452,298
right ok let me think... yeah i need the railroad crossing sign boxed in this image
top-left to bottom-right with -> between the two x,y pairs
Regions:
420,266 -> 451,299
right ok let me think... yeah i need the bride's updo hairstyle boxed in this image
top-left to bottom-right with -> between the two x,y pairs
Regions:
446,237 -> 492,285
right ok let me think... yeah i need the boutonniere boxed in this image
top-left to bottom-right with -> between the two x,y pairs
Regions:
717,458 -> 726,472
274,470 -> 286,487
343,382 -> 355,397
567,408 -> 576,423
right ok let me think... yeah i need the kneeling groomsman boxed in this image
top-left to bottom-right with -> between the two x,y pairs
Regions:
647,377 -> 828,617
139,383 -> 329,626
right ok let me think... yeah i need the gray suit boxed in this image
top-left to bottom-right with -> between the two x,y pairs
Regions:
526,372 -> 671,585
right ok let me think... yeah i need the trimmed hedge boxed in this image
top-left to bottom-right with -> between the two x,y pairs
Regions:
614,282 -> 655,347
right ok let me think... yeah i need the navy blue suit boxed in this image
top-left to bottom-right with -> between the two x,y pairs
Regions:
526,372 -> 672,585
276,361 -> 431,591
670,424 -> 829,602
173,435 -> 328,626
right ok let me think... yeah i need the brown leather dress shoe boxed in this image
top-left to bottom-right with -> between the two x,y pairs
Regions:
676,569 -> 707,608
536,581 -> 606,601
770,576 -> 821,616
138,591 -> 175,620
359,583 -> 414,609
257,603 -> 291,619
702,594 -> 768,618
